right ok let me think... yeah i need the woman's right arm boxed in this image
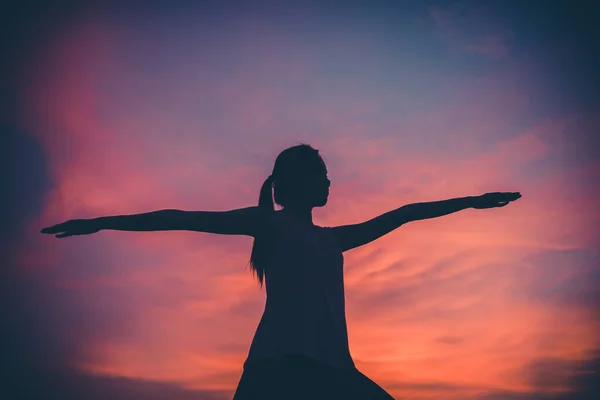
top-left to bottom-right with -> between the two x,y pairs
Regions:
42,207 -> 272,238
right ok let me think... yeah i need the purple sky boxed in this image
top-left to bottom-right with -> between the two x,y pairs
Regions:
2,1 -> 599,399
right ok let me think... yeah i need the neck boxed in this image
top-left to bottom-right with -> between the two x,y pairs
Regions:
281,206 -> 314,225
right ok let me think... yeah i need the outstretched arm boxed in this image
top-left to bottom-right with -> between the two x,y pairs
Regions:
41,206 -> 272,238
330,192 -> 520,252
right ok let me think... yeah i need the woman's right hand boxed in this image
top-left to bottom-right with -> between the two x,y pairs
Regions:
41,218 -> 101,238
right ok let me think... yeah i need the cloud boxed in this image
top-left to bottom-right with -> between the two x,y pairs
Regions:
7,2 -> 599,400
0,125 -> 236,400
428,5 -> 512,59
436,336 -> 464,345
508,350 -> 600,399
2,368 -> 231,400
465,35 -> 510,59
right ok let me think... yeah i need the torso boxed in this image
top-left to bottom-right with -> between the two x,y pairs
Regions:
243,211 -> 355,370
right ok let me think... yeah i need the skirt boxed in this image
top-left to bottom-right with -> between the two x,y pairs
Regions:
232,354 -> 395,400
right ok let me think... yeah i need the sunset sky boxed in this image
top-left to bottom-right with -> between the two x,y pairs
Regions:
2,1 -> 599,399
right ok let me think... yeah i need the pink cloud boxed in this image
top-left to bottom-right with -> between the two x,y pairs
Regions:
429,7 -> 452,26
466,35 -> 510,59
428,6 -> 511,59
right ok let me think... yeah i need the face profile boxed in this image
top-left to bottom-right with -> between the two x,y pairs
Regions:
313,171 -> 330,207
290,162 -> 330,208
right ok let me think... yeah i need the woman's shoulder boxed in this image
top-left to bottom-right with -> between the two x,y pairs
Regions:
253,210 -> 283,236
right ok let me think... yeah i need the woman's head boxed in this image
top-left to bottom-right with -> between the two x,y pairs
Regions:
248,143 -> 330,287
271,144 -> 330,209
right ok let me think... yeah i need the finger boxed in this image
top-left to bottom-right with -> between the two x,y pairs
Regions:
501,193 -> 519,202
44,222 -> 70,233
56,233 -> 72,238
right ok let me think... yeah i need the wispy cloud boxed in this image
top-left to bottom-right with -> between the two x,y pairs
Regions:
10,3 -> 599,399
429,6 -> 512,59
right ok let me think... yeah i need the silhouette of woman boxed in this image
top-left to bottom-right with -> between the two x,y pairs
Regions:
41,143 -> 521,399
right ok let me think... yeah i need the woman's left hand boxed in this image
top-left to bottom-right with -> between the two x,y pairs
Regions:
472,192 -> 522,209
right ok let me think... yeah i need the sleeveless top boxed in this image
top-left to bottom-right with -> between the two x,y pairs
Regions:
243,211 -> 356,370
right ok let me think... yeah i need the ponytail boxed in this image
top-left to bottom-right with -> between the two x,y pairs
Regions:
248,175 -> 274,288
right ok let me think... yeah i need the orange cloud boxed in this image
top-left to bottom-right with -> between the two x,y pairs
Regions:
17,8 -> 599,400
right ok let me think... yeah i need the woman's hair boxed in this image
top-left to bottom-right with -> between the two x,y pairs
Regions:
248,143 -> 325,288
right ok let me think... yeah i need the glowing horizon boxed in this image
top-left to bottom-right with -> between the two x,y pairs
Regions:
9,2 -> 599,399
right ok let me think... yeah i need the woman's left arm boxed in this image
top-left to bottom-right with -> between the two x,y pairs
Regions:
329,192 -> 520,252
